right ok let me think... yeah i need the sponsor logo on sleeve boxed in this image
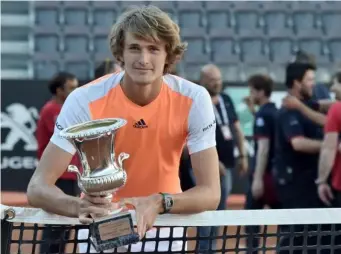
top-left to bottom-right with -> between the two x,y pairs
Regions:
202,119 -> 216,132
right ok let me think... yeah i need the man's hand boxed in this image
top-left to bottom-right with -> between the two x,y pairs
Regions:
317,183 -> 334,206
79,194 -> 113,224
237,157 -> 248,176
251,177 -> 264,200
121,194 -> 162,240
243,96 -> 256,114
219,161 -> 226,176
282,95 -> 302,110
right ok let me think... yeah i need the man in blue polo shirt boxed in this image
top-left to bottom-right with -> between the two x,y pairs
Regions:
275,62 -> 324,209
275,62 -> 326,253
244,74 -> 281,253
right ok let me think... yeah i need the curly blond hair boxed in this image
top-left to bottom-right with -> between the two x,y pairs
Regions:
109,5 -> 187,74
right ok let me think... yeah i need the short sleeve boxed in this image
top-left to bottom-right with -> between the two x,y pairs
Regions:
187,88 -> 216,155
50,89 -> 91,154
254,114 -> 270,139
280,111 -> 304,141
325,102 -> 341,133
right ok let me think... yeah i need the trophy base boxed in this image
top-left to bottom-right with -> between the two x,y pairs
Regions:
89,211 -> 140,252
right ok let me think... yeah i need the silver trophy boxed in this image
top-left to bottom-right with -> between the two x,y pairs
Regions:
59,118 -> 139,252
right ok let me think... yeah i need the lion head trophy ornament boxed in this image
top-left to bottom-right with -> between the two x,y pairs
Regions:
59,118 -> 139,252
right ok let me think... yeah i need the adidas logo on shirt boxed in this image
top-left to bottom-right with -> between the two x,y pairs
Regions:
133,119 -> 148,129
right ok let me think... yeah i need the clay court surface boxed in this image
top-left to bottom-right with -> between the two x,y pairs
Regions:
2,192 -> 278,253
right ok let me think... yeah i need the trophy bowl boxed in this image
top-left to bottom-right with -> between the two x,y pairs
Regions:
59,118 -> 129,197
59,118 -> 139,251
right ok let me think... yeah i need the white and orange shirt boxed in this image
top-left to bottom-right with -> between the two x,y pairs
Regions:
51,71 -> 216,199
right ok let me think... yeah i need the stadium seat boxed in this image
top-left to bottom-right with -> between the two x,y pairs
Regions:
93,34 -> 111,56
321,12 -> 341,36
240,37 -> 269,64
207,10 -> 234,37
64,56 -> 93,80
149,2 -> 176,20
315,65 -> 333,84
178,2 -> 206,36
205,1 -> 232,11
241,64 -> 269,82
182,63 -> 203,81
63,27 -> 91,53
264,11 -> 294,37
35,8 -> 60,26
63,7 -> 90,26
34,28 -> 61,53
292,11 -> 323,37
93,9 -> 117,29
262,1 -> 292,11
269,36 -> 294,64
268,64 -> 286,83
182,36 -> 209,63
218,64 -> 242,82
120,1 -> 149,12
210,37 -> 240,64
34,60 -> 61,79
327,37 -> 341,62
234,10 -> 264,36
296,36 -> 330,64
92,1 -> 120,11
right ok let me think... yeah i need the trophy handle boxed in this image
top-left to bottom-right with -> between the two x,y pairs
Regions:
117,152 -> 129,170
68,165 -> 82,180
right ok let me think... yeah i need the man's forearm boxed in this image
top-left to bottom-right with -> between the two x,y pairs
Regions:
318,100 -> 334,113
27,183 -> 80,217
170,185 -> 220,214
254,145 -> 269,179
235,126 -> 247,156
298,103 -> 326,126
317,148 -> 336,183
291,138 -> 322,153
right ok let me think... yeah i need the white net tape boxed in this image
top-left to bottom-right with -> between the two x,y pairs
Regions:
2,204 -> 341,226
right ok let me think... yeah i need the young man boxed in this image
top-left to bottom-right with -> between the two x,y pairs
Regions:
275,62 -> 326,252
316,102 -> 341,207
244,75 -> 281,253
36,72 -> 79,254
27,5 -> 220,253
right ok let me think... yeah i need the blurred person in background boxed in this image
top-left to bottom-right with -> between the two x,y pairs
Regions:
316,101 -> 341,208
94,58 -> 122,78
193,64 -> 248,252
275,62 -> 324,209
294,50 -> 331,101
244,75 -> 281,253
36,72 -> 80,254
330,71 -> 341,101
281,70 -> 341,127
275,62 -> 328,253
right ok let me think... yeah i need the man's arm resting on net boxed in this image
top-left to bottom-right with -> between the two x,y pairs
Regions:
316,133 -> 339,184
27,142 -> 81,217
291,137 -> 322,154
169,147 -> 220,214
254,139 -> 270,179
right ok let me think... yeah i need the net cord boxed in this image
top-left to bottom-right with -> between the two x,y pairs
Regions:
2,204 -> 341,226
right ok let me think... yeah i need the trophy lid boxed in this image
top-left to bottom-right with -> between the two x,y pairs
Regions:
59,118 -> 127,139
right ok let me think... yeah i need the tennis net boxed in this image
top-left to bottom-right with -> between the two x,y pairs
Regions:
1,204 -> 341,254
